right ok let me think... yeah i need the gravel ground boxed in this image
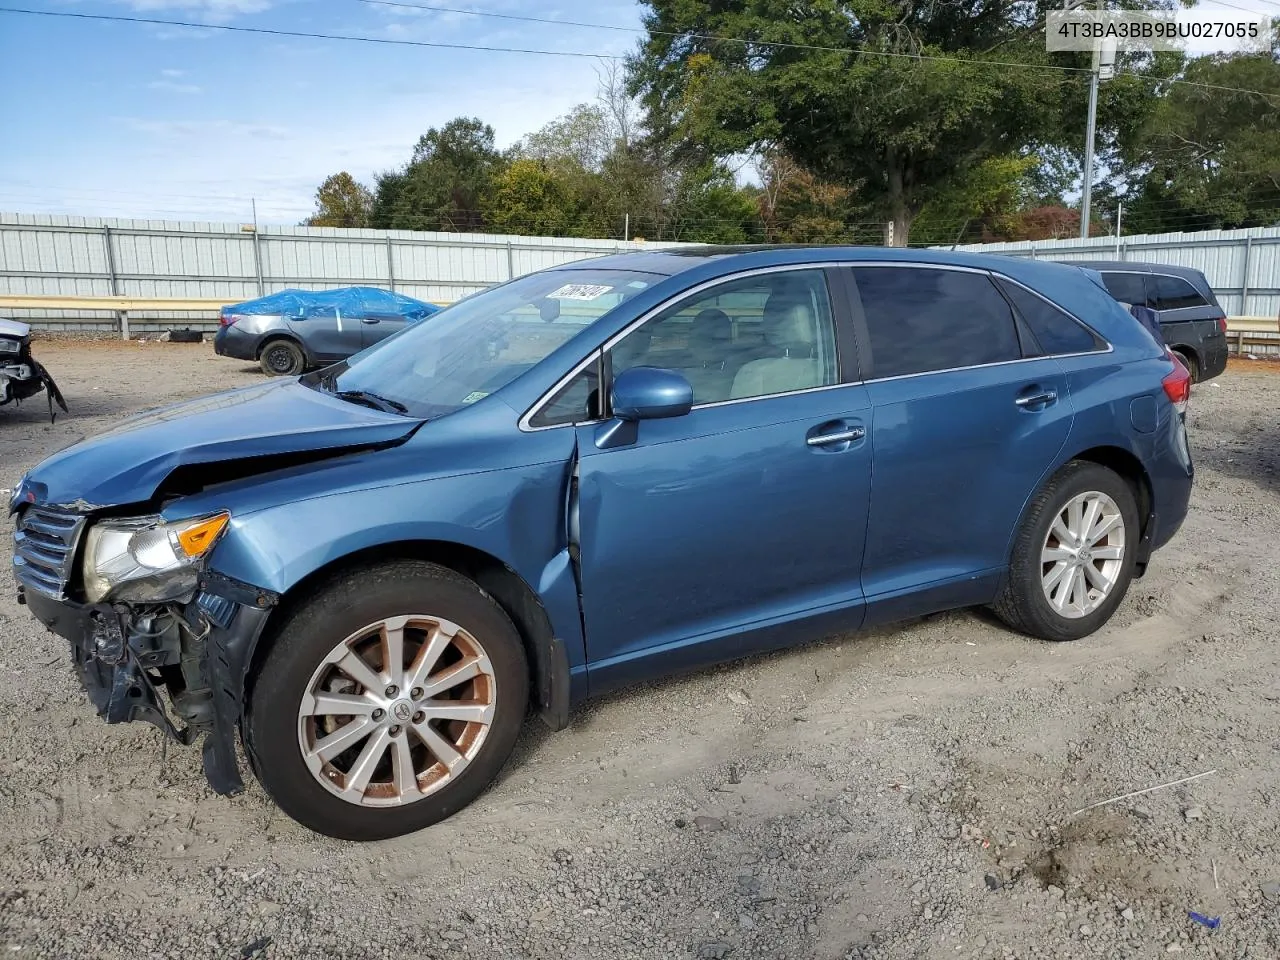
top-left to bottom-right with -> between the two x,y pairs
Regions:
2,339 -> 1280,960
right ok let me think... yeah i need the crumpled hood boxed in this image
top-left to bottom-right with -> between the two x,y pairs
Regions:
21,379 -> 422,510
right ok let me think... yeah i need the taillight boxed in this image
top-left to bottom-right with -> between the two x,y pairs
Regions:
1216,315 -> 1228,335
1162,348 -> 1191,414
219,311 -> 236,327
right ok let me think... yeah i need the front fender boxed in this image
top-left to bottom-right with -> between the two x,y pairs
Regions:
205,462 -> 585,673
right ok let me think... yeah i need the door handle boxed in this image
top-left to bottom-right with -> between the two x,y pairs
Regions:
1015,389 -> 1057,408
806,427 -> 865,446
361,318 -> 381,325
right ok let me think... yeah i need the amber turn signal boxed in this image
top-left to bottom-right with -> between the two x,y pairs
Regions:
176,512 -> 230,557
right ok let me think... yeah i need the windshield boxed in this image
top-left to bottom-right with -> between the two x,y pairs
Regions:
303,268 -> 661,418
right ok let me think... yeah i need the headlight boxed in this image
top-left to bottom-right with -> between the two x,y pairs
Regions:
83,512 -> 230,603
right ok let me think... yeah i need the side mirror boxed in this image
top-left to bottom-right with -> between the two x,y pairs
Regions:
611,366 -> 694,421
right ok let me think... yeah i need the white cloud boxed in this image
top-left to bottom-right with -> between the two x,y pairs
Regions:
149,80 -> 203,94
123,118 -> 293,140
161,68 -> 187,78
124,0 -> 273,21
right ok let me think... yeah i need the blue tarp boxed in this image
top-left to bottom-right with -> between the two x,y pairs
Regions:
221,287 -> 439,323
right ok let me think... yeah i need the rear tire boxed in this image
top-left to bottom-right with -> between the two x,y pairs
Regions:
244,560 -> 529,840
1174,349 -> 1200,383
992,461 -> 1140,642
259,339 -> 305,377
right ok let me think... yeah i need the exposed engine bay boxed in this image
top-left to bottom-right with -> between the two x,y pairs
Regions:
0,318 -> 67,421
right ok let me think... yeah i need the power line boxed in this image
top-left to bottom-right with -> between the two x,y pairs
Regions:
9,3 -> 1277,104
0,6 -> 626,59
1162,76 -> 1280,102
1198,0 -> 1274,13
358,0 -> 1091,74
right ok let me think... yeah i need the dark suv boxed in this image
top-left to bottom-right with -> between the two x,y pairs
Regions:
1070,261 -> 1228,382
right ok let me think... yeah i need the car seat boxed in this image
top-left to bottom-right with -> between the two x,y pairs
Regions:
682,308 -> 737,403
730,290 -> 825,399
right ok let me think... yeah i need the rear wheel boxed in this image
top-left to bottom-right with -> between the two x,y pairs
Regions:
259,339 -> 305,377
244,561 -> 528,840
992,461 -> 1140,642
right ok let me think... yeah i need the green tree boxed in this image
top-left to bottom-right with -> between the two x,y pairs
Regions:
630,0 -> 1078,246
668,163 -> 762,243
519,104 -> 615,173
371,117 -> 504,232
911,154 -> 1040,245
1122,47 -> 1280,234
485,158 -> 581,235
303,172 -> 374,228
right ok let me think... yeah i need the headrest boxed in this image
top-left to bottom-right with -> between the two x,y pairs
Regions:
762,289 -> 814,351
693,308 -> 732,342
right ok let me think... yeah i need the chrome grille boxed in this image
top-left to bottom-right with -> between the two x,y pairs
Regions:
13,506 -> 86,600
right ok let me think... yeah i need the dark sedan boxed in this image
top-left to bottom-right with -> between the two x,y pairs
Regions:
214,286 -> 440,376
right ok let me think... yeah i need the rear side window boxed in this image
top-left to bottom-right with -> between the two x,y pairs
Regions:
852,267 -> 1020,379
1150,274 -> 1211,310
998,280 -> 1105,356
1100,272 -> 1147,307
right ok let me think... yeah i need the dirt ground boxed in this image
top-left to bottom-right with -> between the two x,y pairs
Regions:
2,340 -> 1280,960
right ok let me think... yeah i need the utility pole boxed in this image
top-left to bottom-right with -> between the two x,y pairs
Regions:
1114,200 -> 1123,256
1081,42 -> 1099,238
1078,0 -> 1116,238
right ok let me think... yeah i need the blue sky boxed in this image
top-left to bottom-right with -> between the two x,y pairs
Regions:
1,1 -> 1275,224
0,0 -> 644,223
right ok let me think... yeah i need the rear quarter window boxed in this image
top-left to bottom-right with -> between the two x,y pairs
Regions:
1100,271 -> 1147,307
1150,274 -> 1211,310
998,280 -> 1106,356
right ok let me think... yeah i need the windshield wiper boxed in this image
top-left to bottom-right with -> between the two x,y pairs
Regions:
332,389 -> 408,415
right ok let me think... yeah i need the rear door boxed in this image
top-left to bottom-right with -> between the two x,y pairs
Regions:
844,264 -> 1076,615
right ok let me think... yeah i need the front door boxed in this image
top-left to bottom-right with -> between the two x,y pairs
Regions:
571,268 -> 873,689
287,306 -> 364,362
360,312 -> 408,349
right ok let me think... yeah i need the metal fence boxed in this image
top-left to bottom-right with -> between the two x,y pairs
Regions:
949,225 -> 1280,320
0,214 -> 681,333
4,214 -> 1277,335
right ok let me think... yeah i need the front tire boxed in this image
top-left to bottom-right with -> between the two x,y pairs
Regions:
992,461 -> 1140,642
244,561 -> 529,840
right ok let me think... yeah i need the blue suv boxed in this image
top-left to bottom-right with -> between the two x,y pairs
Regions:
10,247 -> 1194,839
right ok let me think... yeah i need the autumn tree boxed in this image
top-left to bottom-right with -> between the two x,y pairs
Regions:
304,172 -> 374,228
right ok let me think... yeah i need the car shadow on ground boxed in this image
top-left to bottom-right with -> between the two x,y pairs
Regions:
1193,422 -> 1280,496
0,390 -> 151,425
494,608 -> 992,793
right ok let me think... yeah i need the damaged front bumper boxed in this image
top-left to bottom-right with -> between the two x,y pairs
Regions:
20,571 -> 277,795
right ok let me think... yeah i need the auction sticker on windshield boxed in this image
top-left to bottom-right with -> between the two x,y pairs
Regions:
547,284 -> 613,300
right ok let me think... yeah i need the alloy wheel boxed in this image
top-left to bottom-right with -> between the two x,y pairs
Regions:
1040,491 -> 1127,619
297,615 -> 497,807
